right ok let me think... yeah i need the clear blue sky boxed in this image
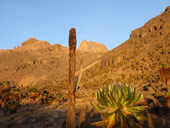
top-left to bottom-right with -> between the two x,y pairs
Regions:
0,0 -> 170,50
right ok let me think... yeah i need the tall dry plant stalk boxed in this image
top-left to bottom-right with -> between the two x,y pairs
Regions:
143,92 -> 154,128
66,28 -> 76,128
146,109 -> 154,128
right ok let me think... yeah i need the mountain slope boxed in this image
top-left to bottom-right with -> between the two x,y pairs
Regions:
0,38 -> 108,89
80,6 -> 170,90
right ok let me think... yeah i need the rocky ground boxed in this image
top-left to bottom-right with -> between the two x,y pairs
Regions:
0,91 -> 102,128
1,85 -> 170,128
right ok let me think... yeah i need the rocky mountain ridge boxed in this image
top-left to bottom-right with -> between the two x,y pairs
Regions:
77,40 -> 108,53
0,38 -> 108,89
80,6 -> 170,91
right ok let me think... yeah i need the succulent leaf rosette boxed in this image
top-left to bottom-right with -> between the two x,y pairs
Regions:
47,96 -> 54,104
7,99 -> 18,114
91,84 -> 147,128
13,88 -> 20,95
165,92 -> 170,99
1,81 -> 10,94
13,88 -> 21,99
28,88 -> 39,100
56,94 -> 64,102
8,99 -> 18,107
7,93 -> 15,101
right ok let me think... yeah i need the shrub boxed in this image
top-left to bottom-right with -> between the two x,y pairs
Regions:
91,84 -> 147,128
1,81 -> 10,94
28,88 -> 39,100
47,95 -> 54,104
56,94 -> 64,102
12,88 -> 21,105
7,100 -> 18,114
165,92 -> 170,98
153,92 -> 161,99
7,93 -> 14,101
158,96 -> 167,104
75,92 -> 81,98
0,81 -> 11,115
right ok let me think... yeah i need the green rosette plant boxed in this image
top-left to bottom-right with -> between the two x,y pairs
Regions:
56,94 -> 64,102
1,81 -> 10,94
28,88 -> 39,100
91,84 -> 147,128
153,92 -> 161,99
158,96 -> 167,104
40,90 -> 50,104
7,99 -> 18,114
1,81 -> 10,115
13,88 -> 20,96
165,92 -> 170,99
12,88 -> 21,105
47,95 -> 54,104
7,93 -> 14,101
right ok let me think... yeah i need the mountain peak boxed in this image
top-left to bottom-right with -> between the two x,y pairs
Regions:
21,38 -> 38,47
21,38 -> 50,47
77,40 -> 108,53
14,38 -> 51,51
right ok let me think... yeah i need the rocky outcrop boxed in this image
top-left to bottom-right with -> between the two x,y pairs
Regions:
130,6 -> 170,40
101,6 -> 170,68
14,38 -> 51,51
77,40 -> 108,53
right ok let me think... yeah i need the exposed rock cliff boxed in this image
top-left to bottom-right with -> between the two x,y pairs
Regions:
80,6 -> 170,91
77,40 -> 108,53
14,38 -> 51,51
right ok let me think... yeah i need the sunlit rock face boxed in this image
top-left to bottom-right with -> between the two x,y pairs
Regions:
77,40 -> 108,53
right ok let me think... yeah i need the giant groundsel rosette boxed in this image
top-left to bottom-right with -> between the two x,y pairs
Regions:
91,84 -> 147,128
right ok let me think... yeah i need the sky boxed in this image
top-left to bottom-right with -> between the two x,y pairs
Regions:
0,0 -> 170,50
